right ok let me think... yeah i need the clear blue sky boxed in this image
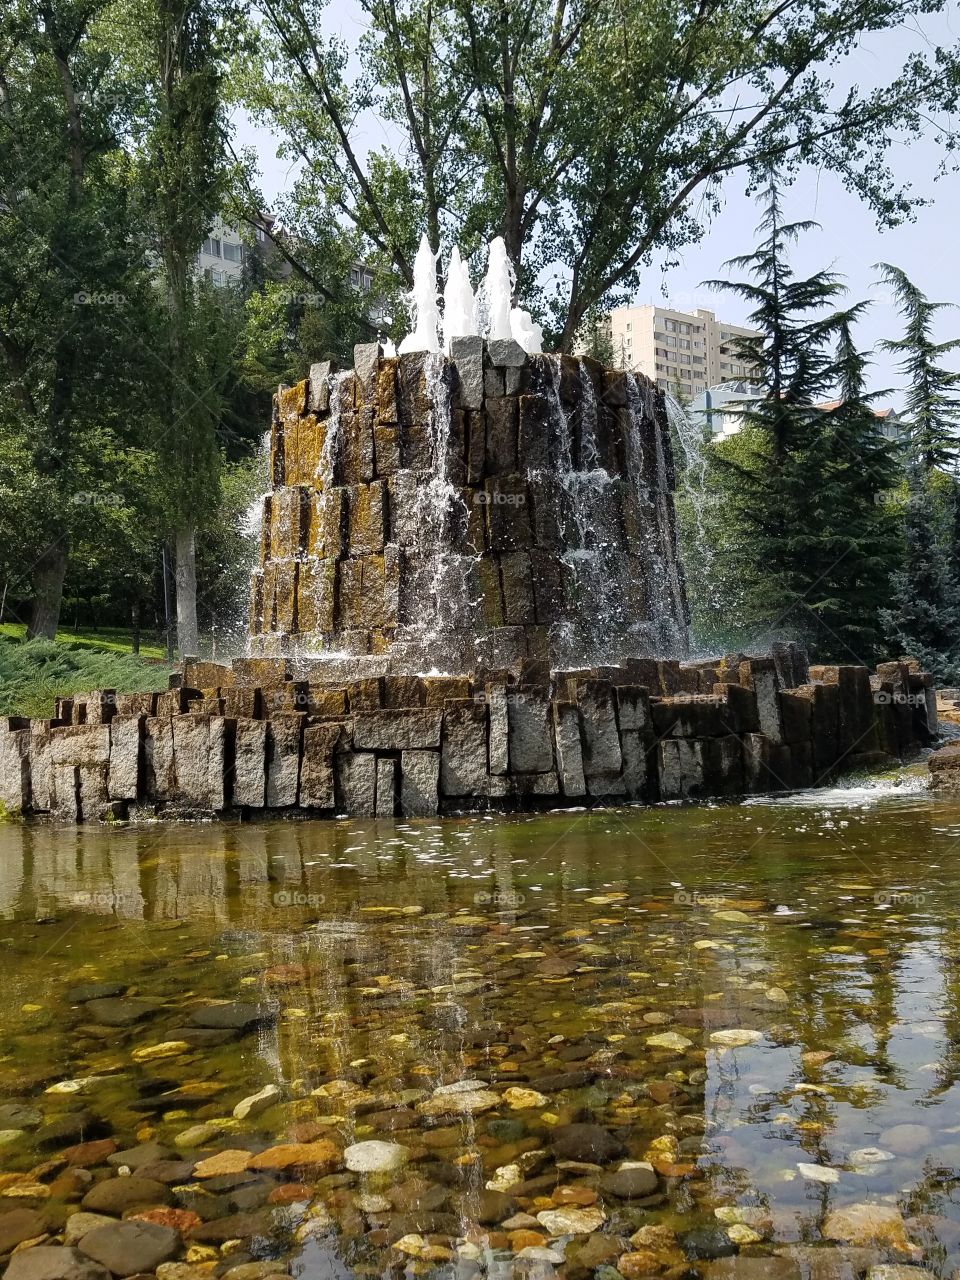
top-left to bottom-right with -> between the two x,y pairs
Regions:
234,3 -> 960,405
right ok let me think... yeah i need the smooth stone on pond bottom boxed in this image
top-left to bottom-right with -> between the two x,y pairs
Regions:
188,1003 -> 276,1031
3,1247 -> 111,1280
797,1162 -> 840,1183
174,1123 -> 221,1148
81,1176 -> 174,1213
709,1029 -> 763,1048
247,1141 -> 341,1171
0,1104 -> 42,1129
536,1206 -> 606,1235
646,1032 -> 693,1051
600,1162 -> 658,1199
233,1085 -> 282,1120
678,1227 -> 738,1260
343,1140 -> 409,1173
0,1207 -> 49,1252
222,1264 -> 292,1280
551,1124 -> 626,1164
879,1123 -> 931,1156
66,983 -> 126,1004
866,1267 -> 938,1280
822,1203 -> 913,1251
849,1148 -> 896,1165
78,1221 -> 180,1277
131,1041 -> 190,1063
418,1087 -> 500,1116
698,1261 -> 802,1280
84,998 -> 161,1027
0,1128 -> 25,1146
107,1142 -> 173,1169
63,1215 -> 117,1247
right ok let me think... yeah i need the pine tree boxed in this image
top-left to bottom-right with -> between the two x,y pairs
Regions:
881,466 -> 960,681
701,178 -> 849,649
877,264 -> 960,473
801,322 -> 902,660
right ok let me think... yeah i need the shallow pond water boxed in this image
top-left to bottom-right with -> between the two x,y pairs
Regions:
1,779 -> 960,1278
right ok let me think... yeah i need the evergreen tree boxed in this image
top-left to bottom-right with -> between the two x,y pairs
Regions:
701,179 -> 846,648
881,466 -> 960,681
877,263 -> 960,473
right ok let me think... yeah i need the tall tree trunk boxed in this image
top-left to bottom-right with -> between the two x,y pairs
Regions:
174,523 -> 199,657
27,542 -> 69,640
131,600 -> 141,655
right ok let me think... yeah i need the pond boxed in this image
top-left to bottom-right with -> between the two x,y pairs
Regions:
0,776 -> 958,1279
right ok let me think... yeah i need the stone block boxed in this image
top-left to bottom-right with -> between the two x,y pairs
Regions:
446,407 -> 467,485
375,756 -> 398,817
266,714 -> 303,807
577,680 -> 622,776
308,488 -> 346,560
440,700 -> 489,795
384,675 -> 424,708
401,749 -> 440,816
296,558 -> 336,634
836,665 -> 880,757
484,367 -> 505,398
743,733 -> 772,793
621,729 -> 653,801
347,678 -> 383,711
552,701 -> 586,796
451,336 -> 484,410
374,424 -> 400,476
484,475 -> 532,550
601,369 -> 628,408
170,715 -> 227,811
703,735 -> 745,796
354,342 -> 381,402
528,549 -> 563,625
301,724 -> 342,809
487,338 -> 527,367
377,358 -> 399,423
779,690 -> 813,745
273,561 -> 298,634
232,658 -> 291,686
486,685 -> 510,774
353,709 -> 442,750
0,724 -> 30,814
387,470 -> 419,548
233,718 -> 267,808
222,687 -> 261,719
474,555 -> 504,627
341,408 -> 376,483
658,738 -> 705,800
651,695 -> 727,739
348,481 -> 386,555
286,413 -> 322,486
615,685 -> 652,733
500,551 -> 536,625
27,721 -> 53,811
711,682 -> 760,734
309,360 -> 334,414
108,716 -> 142,802
466,410 -> 486,483
336,750 -> 377,816
270,486 -> 309,559
508,693 -> 554,773
792,681 -> 841,779
424,676 -> 470,706
739,658 -> 783,744
518,394 -> 551,472
485,397 -> 518,473
183,661 -> 234,689
930,744 -> 960,792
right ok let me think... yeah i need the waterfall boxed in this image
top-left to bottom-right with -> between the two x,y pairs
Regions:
665,391 -> 717,649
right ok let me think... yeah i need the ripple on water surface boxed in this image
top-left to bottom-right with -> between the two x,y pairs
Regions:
0,789 -> 959,1277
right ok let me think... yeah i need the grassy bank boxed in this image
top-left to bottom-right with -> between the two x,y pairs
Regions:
0,634 -> 173,719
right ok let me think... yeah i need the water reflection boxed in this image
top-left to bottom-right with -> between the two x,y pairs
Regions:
0,786 -> 959,1273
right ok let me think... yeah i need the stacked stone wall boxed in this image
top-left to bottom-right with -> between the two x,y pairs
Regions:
0,647 -> 937,823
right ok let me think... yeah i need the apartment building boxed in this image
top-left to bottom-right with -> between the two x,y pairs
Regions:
606,305 -> 761,397
197,216 -> 275,284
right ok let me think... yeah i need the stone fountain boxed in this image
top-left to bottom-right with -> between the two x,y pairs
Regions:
0,241 -> 941,822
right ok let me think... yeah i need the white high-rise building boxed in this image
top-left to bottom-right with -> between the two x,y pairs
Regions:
605,305 -> 762,396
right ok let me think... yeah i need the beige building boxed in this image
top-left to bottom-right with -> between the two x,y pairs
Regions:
606,305 -> 761,397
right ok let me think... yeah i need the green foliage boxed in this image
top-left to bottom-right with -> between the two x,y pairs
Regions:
877,264 -> 960,473
881,469 -> 960,682
0,635 -> 173,719
240,0 -> 960,348
691,179 -> 901,663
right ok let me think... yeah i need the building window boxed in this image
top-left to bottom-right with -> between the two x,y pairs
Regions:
211,269 -> 226,286
666,335 -> 677,347
255,226 -> 266,243
222,242 -> 243,263
626,322 -> 632,332
351,267 -> 361,286
665,319 -> 677,332
201,237 -> 221,257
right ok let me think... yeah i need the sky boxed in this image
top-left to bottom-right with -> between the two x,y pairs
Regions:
234,2 -> 960,406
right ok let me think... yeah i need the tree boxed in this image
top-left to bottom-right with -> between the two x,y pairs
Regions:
881,466 -> 960,682
877,264 -> 960,474
241,0 -> 960,348
130,0 -> 236,656
696,179 -> 899,660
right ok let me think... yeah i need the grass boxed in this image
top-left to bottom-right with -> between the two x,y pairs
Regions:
0,622 -> 168,660
0,633 -> 174,719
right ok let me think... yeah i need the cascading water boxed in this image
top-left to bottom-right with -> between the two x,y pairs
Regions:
665,391 -> 718,647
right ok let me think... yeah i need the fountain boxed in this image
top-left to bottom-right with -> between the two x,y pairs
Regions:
0,237 -> 940,823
